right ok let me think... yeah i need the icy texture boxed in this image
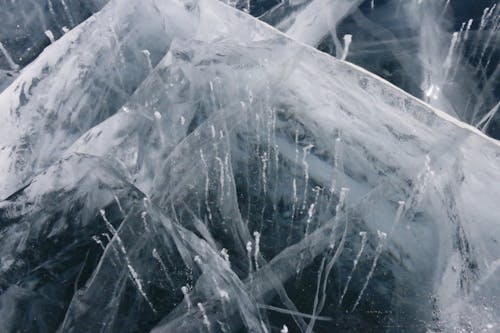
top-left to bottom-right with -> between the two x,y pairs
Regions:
0,0 -> 109,93
0,0 -> 108,68
0,0 -> 172,197
256,0 -> 500,139
0,0 -> 499,332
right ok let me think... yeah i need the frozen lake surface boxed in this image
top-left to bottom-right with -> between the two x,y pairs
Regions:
0,0 -> 499,332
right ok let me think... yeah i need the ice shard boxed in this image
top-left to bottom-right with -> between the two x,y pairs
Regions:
0,0 -> 109,91
0,0 -> 179,198
0,0 -> 499,332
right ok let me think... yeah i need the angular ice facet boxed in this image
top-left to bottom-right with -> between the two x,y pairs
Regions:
0,0 -> 499,332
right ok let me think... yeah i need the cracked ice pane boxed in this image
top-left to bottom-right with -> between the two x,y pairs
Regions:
0,0 -> 499,332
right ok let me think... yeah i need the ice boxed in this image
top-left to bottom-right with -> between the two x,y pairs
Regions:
351,230 -> 387,312
285,0 -> 362,49
0,0 -> 108,91
339,231 -> 368,307
258,0 -> 499,138
0,41 -> 18,71
0,0 -> 108,67
44,30 -> 56,44
340,34 -> 352,61
0,0 -> 499,332
0,0 -> 178,198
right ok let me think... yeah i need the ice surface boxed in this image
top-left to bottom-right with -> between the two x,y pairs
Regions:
0,0 -> 174,198
0,0 -> 108,66
0,0 -> 499,332
0,0 -> 109,92
257,0 -> 499,138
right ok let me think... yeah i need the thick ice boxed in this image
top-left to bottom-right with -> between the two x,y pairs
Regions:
0,0 -> 174,198
258,0 -> 499,138
0,1 -> 109,66
0,0 -> 499,332
0,0 -> 109,92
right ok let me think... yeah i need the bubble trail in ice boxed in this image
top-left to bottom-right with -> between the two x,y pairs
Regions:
215,156 -> 225,204
306,187 -> 350,333
301,144 -> 314,210
351,201 -> 404,312
45,30 -> 55,43
339,231 -> 368,306
114,196 -> 124,214
297,186 -> 322,275
442,0 -> 451,15
305,186 -> 321,237
444,32 -> 459,78
142,49 -> 153,72
340,34 -> 352,61
464,19 -> 474,41
92,235 -> 106,250
253,231 -> 261,270
181,286 -> 192,311
287,177 -> 298,245
141,211 -> 150,232
92,235 -> 119,268
330,135 -> 343,197
99,209 -> 157,313
60,0 -> 75,26
152,248 -> 174,287
478,12 -> 500,63
330,187 -> 349,248
211,277 -> 230,332
220,248 -> 230,267
224,152 -> 230,191
261,152 -> 268,196
253,114 -> 262,198
389,201 -> 406,235
473,5 -> 498,59
200,149 -> 212,222
351,230 -> 387,312
48,0 -> 57,19
197,302 -> 212,333
247,241 -> 253,281
449,19 -> 470,79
